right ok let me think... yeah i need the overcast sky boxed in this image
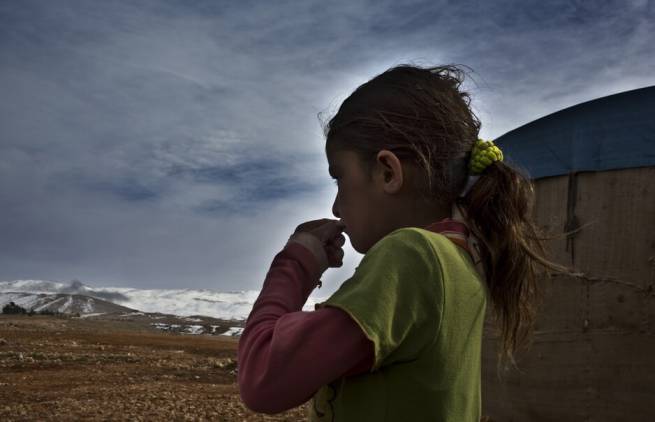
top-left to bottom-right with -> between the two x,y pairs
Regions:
1,0 -> 654,298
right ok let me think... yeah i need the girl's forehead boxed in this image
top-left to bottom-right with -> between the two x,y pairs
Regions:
327,148 -> 357,162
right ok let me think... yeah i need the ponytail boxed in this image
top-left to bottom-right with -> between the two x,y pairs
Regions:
460,160 -> 577,378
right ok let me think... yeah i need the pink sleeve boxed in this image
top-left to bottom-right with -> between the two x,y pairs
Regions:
237,242 -> 374,414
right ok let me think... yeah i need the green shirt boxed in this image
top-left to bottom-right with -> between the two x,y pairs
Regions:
311,227 -> 487,422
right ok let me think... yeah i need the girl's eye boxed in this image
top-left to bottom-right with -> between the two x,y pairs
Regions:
333,179 -> 339,186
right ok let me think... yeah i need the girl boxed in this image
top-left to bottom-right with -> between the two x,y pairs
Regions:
237,64 -> 571,421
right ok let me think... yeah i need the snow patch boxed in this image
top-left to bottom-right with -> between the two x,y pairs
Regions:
79,312 -> 106,318
184,325 -> 204,335
58,296 -> 73,313
183,317 -> 202,323
119,312 -> 145,317
81,298 -> 96,313
220,327 -> 244,337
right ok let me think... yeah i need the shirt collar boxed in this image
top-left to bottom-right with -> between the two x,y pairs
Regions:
423,218 -> 474,261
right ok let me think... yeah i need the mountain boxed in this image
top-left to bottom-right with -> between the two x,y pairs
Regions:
0,280 -> 251,338
0,279 -> 327,320
0,291 -> 135,314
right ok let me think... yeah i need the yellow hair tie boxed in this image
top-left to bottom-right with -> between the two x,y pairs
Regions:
469,138 -> 504,174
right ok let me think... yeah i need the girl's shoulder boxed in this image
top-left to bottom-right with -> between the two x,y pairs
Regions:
384,226 -> 457,254
384,227 -> 473,271
366,227 -> 454,270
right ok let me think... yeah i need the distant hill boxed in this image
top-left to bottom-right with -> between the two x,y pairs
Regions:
0,291 -> 135,314
0,289 -> 245,338
0,279 -> 327,321
0,279 -> 255,321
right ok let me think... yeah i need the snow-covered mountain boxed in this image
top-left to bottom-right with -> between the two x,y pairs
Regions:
0,291 -> 135,314
0,279 -> 327,320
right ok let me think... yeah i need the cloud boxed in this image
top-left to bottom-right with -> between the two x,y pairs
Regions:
0,0 -> 653,295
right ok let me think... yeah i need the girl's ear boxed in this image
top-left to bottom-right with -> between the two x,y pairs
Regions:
376,150 -> 403,193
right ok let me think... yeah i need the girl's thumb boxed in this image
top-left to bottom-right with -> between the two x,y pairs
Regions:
328,220 -> 346,235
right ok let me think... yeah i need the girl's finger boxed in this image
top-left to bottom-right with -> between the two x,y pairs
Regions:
325,245 -> 344,265
329,234 -> 346,247
328,235 -> 346,248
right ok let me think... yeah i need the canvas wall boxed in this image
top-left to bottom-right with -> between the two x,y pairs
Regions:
481,166 -> 655,421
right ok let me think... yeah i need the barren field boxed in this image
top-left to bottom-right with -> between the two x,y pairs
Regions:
0,315 -> 309,421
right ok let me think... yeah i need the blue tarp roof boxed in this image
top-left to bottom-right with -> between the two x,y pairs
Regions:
494,86 -> 655,179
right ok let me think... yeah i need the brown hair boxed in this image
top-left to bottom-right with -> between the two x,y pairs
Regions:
321,64 -> 576,376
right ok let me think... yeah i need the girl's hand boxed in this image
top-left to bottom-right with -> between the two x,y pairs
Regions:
287,218 -> 347,275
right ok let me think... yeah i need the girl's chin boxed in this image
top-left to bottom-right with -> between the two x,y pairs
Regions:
350,239 -> 367,255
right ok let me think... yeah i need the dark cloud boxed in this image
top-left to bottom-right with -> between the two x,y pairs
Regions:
1,0 -> 653,293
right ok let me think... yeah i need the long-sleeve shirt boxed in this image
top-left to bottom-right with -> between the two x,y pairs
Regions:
237,219 -> 476,414
237,241 -> 375,414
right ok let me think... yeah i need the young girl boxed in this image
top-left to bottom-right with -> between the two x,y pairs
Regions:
237,64 -> 570,421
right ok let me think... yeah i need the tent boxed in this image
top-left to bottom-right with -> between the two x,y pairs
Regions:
481,86 -> 655,422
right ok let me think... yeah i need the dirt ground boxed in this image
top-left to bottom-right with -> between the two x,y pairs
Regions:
0,315 -> 309,421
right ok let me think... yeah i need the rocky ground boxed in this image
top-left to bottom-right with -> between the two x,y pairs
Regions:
0,315 -> 309,421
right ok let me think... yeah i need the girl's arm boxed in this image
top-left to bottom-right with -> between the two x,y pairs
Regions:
237,241 -> 374,414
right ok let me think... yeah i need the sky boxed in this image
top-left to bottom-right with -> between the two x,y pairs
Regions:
1,0 -> 654,299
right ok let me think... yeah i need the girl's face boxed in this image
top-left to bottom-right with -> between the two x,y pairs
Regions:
327,148 -> 403,254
